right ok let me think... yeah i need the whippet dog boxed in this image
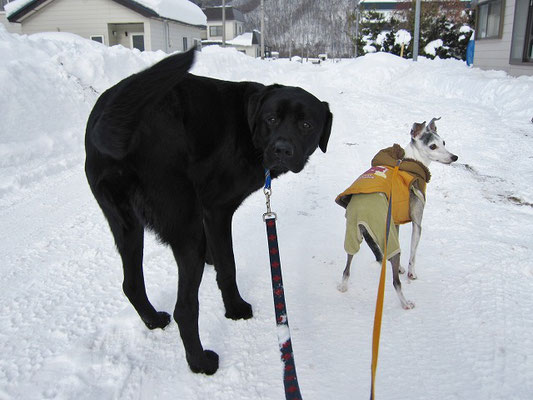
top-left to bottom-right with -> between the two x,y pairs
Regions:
337,118 -> 458,309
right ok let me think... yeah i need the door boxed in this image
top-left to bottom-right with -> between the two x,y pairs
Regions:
131,33 -> 145,51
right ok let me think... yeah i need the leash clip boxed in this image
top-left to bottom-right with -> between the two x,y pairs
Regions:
263,169 -> 277,221
263,187 -> 277,221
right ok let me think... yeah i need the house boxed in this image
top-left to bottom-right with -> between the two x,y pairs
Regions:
203,5 -> 244,42
472,0 -> 533,76
3,0 -> 206,52
1,0 -> 21,32
226,30 -> 261,57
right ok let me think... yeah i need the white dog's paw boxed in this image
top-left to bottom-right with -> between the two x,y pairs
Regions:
407,272 -> 418,280
402,300 -> 415,310
337,282 -> 348,292
399,265 -> 405,274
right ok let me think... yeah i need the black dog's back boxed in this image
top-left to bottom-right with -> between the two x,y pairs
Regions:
87,48 -> 196,160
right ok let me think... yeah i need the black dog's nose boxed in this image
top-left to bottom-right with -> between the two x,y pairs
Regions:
273,139 -> 294,159
452,155 -> 458,162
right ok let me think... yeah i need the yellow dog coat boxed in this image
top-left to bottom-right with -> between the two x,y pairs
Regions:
336,144 -> 430,225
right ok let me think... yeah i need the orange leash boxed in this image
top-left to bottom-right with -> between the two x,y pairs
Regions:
370,163 -> 400,400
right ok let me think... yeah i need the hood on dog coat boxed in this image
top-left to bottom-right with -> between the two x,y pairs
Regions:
335,144 -> 431,225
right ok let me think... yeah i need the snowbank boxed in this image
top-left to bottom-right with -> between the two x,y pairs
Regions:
1,26 -> 533,400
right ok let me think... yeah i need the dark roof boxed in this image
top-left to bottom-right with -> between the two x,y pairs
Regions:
203,6 -> 244,22
8,0 -> 205,26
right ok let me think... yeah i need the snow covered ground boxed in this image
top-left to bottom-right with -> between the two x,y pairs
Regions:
1,25 -> 533,400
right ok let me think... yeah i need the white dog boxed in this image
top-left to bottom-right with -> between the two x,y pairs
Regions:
336,118 -> 458,309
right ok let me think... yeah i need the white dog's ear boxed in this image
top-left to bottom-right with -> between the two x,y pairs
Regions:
411,121 -> 426,138
428,117 -> 441,131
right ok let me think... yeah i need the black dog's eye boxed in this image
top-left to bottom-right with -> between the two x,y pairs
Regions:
301,121 -> 313,130
266,116 -> 278,125
430,144 -> 437,150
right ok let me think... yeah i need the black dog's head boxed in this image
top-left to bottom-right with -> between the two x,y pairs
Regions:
248,85 -> 333,174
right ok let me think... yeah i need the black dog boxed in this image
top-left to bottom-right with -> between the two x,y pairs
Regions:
85,48 -> 332,375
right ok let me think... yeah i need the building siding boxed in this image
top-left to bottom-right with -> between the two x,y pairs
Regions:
10,0 -> 203,52
0,12 -> 22,33
474,0 -> 533,76
17,0 -> 151,48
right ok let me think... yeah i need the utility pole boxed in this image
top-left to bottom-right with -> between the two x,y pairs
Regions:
222,0 -> 226,47
354,0 -> 360,58
413,0 -> 421,61
260,0 -> 265,59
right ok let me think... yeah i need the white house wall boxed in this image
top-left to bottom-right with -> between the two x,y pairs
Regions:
207,19 -> 243,41
0,12 -> 22,33
149,19 -> 201,52
474,0 -> 533,76
17,0 -> 153,49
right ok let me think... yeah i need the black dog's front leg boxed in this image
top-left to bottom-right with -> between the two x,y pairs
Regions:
204,208 -> 253,320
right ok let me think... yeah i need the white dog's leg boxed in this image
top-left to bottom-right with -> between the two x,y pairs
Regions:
338,254 -> 353,292
391,254 -> 414,309
408,195 -> 425,280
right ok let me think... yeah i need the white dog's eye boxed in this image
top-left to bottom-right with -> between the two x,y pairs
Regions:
443,141 -> 446,146
430,144 -> 437,150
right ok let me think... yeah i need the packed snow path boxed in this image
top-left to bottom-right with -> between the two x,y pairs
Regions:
1,28 -> 533,399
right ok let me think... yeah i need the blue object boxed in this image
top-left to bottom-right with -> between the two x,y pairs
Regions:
466,32 -> 475,66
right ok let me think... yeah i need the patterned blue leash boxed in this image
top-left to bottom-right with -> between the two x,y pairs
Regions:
263,169 -> 303,400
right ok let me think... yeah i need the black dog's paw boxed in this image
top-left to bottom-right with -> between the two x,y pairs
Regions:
143,311 -> 171,330
225,299 -> 253,320
188,350 -> 219,375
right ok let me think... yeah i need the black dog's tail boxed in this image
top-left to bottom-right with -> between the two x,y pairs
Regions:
90,47 -> 196,159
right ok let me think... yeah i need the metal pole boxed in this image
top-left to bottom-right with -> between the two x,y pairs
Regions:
222,0 -> 226,47
260,0 -> 265,59
355,1 -> 360,58
413,0 -> 421,61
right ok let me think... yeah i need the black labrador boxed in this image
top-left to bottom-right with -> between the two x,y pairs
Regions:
85,48 -> 332,375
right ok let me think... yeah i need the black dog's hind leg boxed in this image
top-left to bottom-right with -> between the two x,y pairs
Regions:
203,208 -> 253,320
97,180 -> 171,330
169,217 -> 219,375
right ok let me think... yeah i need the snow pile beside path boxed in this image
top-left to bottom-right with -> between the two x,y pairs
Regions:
0,27 -> 165,199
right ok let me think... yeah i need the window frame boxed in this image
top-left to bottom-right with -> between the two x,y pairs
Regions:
509,0 -> 533,64
524,0 -> 533,62
476,0 -> 506,40
90,35 -> 105,45
209,25 -> 223,37
130,33 -> 145,51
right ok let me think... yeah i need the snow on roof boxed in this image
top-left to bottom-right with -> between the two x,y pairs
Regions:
6,0 -> 207,26
226,32 -> 253,47
134,0 -> 206,25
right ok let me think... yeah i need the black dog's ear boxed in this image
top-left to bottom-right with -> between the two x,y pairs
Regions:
319,102 -> 333,153
247,91 -> 263,133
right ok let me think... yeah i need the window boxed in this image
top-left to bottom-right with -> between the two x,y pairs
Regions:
209,25 -> 223,37
510,0 -> 533,63
183,37 -> 188,51
131,33 -> 145,51
525,0 -> 533,61
477,0 -> 504,39
90,35 -> 104,44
